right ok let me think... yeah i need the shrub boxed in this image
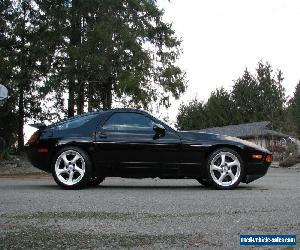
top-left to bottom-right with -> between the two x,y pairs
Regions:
279,153 -> 300,168
0,148 -> 12,161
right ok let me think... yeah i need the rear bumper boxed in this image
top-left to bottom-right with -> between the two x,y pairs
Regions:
25,145 -> 51,173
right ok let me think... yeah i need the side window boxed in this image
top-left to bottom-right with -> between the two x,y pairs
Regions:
102,113 -> 155,131
54,114 -> 98,130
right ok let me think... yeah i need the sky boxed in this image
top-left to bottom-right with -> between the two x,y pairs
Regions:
24,0 -> 300,140
159,0 -> 300,122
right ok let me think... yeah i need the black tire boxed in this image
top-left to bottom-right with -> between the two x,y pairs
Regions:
51,146 -> 92,190
87,176 -> 105,187
206,148 -> 244,190
196,178 -> 210,187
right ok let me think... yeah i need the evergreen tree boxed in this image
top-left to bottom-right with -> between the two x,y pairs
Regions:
230,62 -> 285,128
0,0 -> 45,150
38,0 -> 186,116
231,69 -> 260,123
290,82 -> 300,137
255,61 -> 285,129
176,61 -> 286,131
205,87 -> 235,127
0,0 -> 17,149
176,99 -> 207,130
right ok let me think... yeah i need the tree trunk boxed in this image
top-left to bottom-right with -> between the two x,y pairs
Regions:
102,77 -> 113,110
68,79 -> 75,117
18,3 -> 26,151
76,16 -> 85,115
17,86 -> 24,151
87,80 -> 93,112
76,54 -> 84,115
77,80 -> 85,114
68,0 -> 80,117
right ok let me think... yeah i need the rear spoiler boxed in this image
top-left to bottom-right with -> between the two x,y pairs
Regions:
29,123 -> 46,129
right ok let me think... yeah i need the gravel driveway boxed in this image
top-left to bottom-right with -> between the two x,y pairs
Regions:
0,168 -> 299,249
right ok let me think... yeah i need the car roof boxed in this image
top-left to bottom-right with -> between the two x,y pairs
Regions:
108,108 -> 147,114
59,109 -> 148,122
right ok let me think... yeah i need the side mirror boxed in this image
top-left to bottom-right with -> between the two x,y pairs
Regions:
153,123 -> 165,137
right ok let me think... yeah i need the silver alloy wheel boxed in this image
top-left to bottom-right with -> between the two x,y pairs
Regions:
210,151 -> 241,187
55,150 -> 85,186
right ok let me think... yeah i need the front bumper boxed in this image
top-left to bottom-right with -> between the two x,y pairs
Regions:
243,162 -> 270,183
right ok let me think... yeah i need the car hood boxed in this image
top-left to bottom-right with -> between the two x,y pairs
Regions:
178,131 -> 271,153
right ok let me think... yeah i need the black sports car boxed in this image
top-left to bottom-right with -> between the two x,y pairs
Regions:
26,109 -> 272,189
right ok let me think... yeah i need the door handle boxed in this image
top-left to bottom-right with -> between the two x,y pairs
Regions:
98,132 -> 107,138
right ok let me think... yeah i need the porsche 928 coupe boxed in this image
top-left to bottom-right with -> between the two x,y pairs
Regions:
26,109 -> 272,189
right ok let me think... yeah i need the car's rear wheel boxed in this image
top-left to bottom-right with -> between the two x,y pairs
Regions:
88,176 -> 105,187
206,148 -> 244,190
52,147 -> 92,189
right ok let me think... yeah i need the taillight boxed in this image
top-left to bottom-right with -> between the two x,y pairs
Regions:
27,134 -> 38,145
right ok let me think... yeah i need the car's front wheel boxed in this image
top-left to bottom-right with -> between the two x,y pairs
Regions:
206,148 -> 244,190
52,147 -> 92,189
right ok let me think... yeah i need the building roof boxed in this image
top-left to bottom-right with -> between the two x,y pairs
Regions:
197,121 -> 289,139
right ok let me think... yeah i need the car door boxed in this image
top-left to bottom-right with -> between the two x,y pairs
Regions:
94,112 -> 181,174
